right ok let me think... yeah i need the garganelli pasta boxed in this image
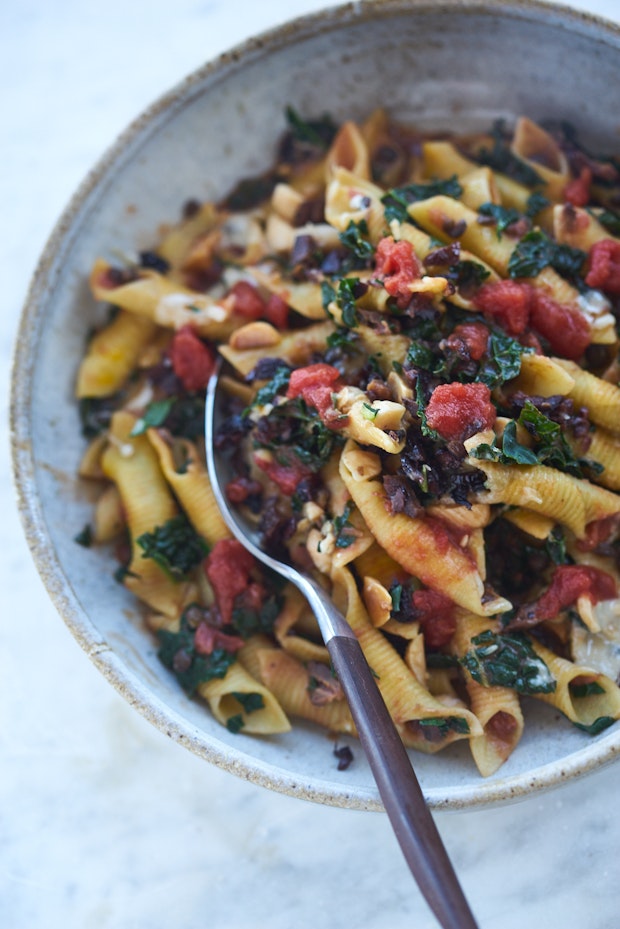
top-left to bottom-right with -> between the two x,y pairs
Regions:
75,110 -> 620,775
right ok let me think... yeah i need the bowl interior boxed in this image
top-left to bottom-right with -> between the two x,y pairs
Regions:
12,0 -> 620,810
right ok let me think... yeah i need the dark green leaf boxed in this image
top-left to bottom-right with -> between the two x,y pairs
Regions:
381,176 -> 462,224
476,121 -> 545,187
525,191 -> 550,218
508,230 -> 586,280
130,398 -> 175,436
478,202 -> 522,237
461,629 -> 556,694
475,330 -> 529,388
595,208 -> 620,236
336,277 -> 363,328
231,691 -> 265,713
545,526 -> 568,565
572,716 -> 616,735
251,364 -> 291,408
569,681 -> 606,698
517,400 -> 585,476
285,106 -> 337,149
137,515 -> 209,580
231,592 -> 282,639
390,583 -> 403,613
74,524 -> 93,547
339,219 -> 375,265
226,714 -> 245,733
158,613 -> 236,695
333,500 -> 357,549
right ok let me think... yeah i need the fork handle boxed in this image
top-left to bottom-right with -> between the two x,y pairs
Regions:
326,634 -> 479,929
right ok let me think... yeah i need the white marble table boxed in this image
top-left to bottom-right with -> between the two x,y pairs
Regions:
2,1 -> 619,927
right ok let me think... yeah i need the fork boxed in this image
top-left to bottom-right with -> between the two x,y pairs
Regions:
205,360 -> 480,929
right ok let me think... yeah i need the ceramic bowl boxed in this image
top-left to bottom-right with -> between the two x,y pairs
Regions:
11,0 -> 620,810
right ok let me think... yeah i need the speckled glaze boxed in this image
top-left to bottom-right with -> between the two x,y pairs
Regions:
11,0 -> 620,811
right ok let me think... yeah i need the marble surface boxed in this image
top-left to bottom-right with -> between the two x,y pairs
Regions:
2,1 -> 620,927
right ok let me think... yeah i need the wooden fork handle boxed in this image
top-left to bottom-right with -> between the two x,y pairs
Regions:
327,634 -> 479,929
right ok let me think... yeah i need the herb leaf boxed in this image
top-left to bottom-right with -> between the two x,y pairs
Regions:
475,330 -> 529,388
381,176 -> 462,224
478,202 -> 522,237
339,219 -> 375,266
461,630 -> 556,694
285,106 -> 337,149
130,398 -> 175,436
508,230 -> 586,280
137,515 -> 209,580
158,612 -> 236,695
517,400 -> 585,476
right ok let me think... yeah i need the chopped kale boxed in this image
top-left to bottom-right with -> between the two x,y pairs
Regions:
336,277 -> 366,328
333,500 -> 357,549
476,121 -> 544,187
517,400 -> 587,476
572,716 -> 616,736
222,172 -> 280,211
508,230 -> 586,281
74,524 -> 93,547
594,208 -> 620,236
545,526 -> 569,566
390,583 -> 403,613
231,691 -> 265,713
231,592 -> 282,639
417,716 -> 470,738
130,398 -> 175,436
158,612 -> 236,695
136,515 -> 209,580
381,175 -> 462,224
569,681 -> 606,698
478,202 -> 522,237
525,191 -> 551,218
78,396 -> 117,439
285,106 -> 338,149
470,420 -> 538,466
338,219 -> 375,266
250,364 -> 292,408
453,259 -> 491,290
475,330 -> 528,388
461,629 -> 556,694
226,714 -> 245,733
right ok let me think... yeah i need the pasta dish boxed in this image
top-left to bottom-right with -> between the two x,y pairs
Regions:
75,109 -> 620,776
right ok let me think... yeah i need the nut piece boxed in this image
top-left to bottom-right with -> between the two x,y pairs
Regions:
228,321 -> 281,351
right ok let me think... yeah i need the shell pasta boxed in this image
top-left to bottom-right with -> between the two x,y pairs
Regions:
75,109 -> 620,775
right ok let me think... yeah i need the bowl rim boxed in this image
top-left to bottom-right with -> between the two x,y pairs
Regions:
10,0 -> 620,812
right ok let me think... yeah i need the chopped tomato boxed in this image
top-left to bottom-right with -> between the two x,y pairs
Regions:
529,290 -> 591,360
169,326 -> 216,391
472,280 -> 531,335
444,322 -> 490,361
204,539 -> 255,624
585,238 -> 620,294
411,589 -> 457,648
425,382 -> 496,442
534,564 -> 617,621
263,293 -> 290,329
194,623 -> 245,656
374,236 -> 421,303
286,363 -> 343,420
564,167 -> 592,207
229,280 -> 265,319
254,450 -> 311,496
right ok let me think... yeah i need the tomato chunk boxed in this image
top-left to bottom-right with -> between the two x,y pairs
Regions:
564,167 -> 592,207
204,539 -> 255,624
585,238 -> 620,295
254,450 -> 311,496
169,326 -> 216,391
411,589 -> 457,648
472,280 -> 531,336
229,280 -> 266,319
425,382 -> 496,442
286,363 -> 343,420
263,293 -> 290,329
444,322 -> 490,362
194,623 -> 245,656
529,290 -> 590,360
534,564 -> 617,621
374,236 -> 421,303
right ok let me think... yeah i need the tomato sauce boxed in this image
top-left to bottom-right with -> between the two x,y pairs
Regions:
411,588 -> 457,647
534,564 -> 617,621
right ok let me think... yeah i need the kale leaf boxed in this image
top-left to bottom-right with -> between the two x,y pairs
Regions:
381,176 -> 462,224
461,629 -> 556,694
339,219 -> 375,266
136,515 -> 209,580
158,612 -> 236,695
508,230 -> 586,281
475,330 -> 529,388
478,202 -> 522,237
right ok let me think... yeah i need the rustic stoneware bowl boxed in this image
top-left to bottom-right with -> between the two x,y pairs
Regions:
11,0 -> 620,810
